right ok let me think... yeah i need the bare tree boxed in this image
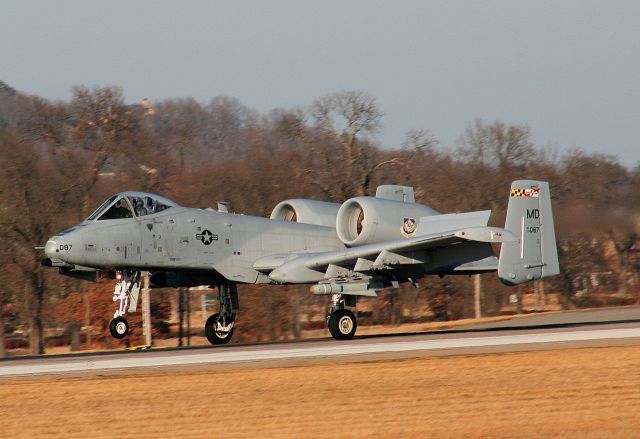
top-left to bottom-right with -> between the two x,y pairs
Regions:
453,119 -> 536,214
461,119 -> 535,169
605,218 -> 639,298
0,134 -> 62,353
309,91 -> 384,197
144,97 -> 209,171
0,274 -> 7,357
204,96 -> 257,159
68,86 -> 142,214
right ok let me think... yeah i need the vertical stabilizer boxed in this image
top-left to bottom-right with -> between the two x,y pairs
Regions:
498,180 -> 559,285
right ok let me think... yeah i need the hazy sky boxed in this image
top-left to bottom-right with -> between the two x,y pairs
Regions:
3,1 -> 639,166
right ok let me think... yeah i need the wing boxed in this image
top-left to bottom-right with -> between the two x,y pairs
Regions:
265,225 -> 517,284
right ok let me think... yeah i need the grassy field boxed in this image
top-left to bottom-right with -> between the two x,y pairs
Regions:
2,346 -> 640,438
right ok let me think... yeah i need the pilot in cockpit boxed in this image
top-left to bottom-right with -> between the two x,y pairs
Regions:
131,197 -> 148,217
111,199 -> 132,219
144,196 -> 156,214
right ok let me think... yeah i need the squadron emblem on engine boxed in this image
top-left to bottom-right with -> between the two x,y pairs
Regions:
401,217 -> 417,237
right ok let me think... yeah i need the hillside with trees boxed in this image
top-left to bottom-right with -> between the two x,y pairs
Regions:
1,82 -> 639,355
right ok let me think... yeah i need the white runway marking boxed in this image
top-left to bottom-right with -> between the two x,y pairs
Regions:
2,327 -> 639,378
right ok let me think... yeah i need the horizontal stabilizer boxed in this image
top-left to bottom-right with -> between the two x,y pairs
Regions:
454,227 -> 518,243
417,210 -> 491,236
453,256 -> 499,272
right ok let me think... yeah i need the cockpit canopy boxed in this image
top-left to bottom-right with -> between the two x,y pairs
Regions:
87,192 -> 178,221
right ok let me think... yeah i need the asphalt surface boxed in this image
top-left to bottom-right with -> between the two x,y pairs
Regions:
2,306 -> 640,378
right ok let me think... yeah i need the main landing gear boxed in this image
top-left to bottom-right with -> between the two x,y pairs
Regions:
107,272 -> 240,346
327,294 -> 357,340
109,270 -> 141,339
204,282 -> 239,345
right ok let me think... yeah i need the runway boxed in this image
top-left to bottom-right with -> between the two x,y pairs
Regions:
2,306 -> 640,378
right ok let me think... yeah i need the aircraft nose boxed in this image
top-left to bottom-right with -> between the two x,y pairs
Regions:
44,239 -> 58,259
44,236 -> 73,262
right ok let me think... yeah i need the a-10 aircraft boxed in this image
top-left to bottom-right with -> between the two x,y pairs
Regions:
42,180 -> 559,344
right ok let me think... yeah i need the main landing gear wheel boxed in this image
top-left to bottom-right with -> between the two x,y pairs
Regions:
109,317 -> 129,339
205,313 -> 234,345
328,309 -> 357,340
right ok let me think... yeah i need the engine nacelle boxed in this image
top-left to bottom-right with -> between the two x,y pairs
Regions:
270,199 -> 341,228
336,197 -> 439,246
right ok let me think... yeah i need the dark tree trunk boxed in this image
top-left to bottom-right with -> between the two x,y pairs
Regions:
29,271 -> 45,355
29,316 -> 44,355
70,323 -> 82,352
291,289 -> 301,340
83,290 -> 92,349
0,305 -> 6,358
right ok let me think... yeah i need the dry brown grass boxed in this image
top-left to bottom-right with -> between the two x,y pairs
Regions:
2,346 -> 640,438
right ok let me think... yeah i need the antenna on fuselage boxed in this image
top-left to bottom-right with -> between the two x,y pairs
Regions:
217,201 -> 230,213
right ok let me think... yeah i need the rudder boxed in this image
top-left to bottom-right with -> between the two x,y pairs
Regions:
498,180 -> 559,285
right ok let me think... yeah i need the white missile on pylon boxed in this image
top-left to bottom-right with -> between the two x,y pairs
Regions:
310,283 -> 381,296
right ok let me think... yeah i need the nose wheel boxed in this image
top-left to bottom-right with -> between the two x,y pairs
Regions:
109,316 -> 129,339
109,270 -> 141,340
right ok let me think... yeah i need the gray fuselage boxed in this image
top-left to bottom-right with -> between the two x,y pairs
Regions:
45,206 -> 344,283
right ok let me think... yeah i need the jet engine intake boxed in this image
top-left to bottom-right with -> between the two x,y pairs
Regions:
336,197 -> 439,246
270,199 -> 340,228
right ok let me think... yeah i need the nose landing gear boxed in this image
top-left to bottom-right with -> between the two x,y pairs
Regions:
109,271 -> 141,339
110,316 -> 129,339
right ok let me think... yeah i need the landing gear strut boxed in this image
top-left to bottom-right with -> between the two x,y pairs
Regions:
109,270 -> 141,339
327,294 -> 357,340
204,282 -> 239,345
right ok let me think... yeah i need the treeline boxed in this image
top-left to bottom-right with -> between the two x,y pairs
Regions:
0,81 -> 639,355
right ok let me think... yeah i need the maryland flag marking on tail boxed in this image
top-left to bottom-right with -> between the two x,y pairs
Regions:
511,188 -> 540,198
